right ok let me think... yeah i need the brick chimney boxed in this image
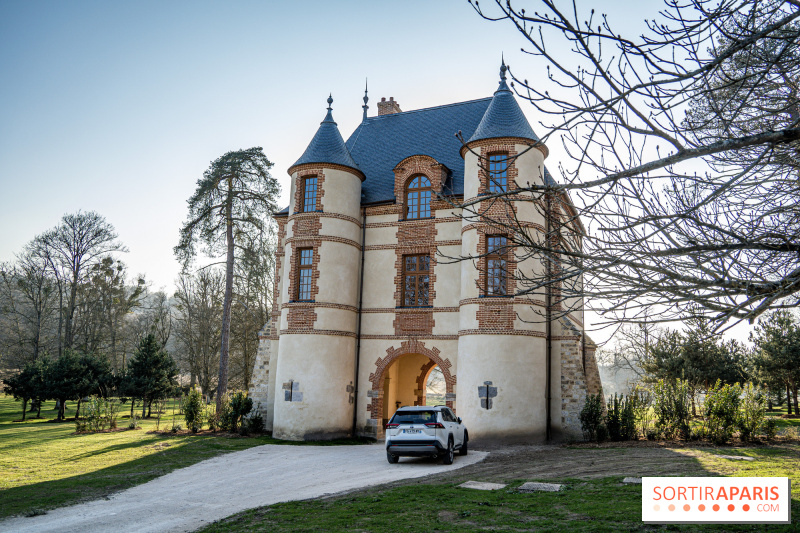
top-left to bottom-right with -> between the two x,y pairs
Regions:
377,97 -> 402,115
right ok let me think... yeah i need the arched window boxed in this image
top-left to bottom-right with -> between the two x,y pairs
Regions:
405,175 -> 431,219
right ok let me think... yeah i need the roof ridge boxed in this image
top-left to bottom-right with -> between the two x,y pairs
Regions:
363,97 -> 493,121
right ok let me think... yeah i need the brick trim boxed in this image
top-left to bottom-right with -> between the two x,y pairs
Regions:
364,239 -> 460,252
289,162 -> 365,181
282,301 -> 359,313
460,136 -> 549,159
360,307 -> 459,313
459,297 -> 546,307
279,329 -> 357,337
293,168 -> 325,214
366,216 -> 460,228
457,329 -> 546,337
289,211 -> 362,228
286,235 -> 361,250
359,334 -> 459,340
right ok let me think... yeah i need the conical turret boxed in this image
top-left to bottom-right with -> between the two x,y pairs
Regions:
467,60 -> 539,144
290,95 -> 361,174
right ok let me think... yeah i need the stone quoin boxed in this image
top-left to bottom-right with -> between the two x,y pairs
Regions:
248,63 -> 603,442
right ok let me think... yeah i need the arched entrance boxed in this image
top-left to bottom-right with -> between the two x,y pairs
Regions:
367,340 -> 455,436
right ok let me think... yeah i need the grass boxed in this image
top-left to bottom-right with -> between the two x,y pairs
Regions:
0,394 -> 368,519
202,445 -> 800,532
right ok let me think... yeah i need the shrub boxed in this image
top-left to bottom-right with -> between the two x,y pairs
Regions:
579,394 -> 604,441
763,418 -> 778,441
781,427 -> 799,441
229,391 -> 253,432
184,387 -> 204,433
128,415 -> 140,429
630,386 -> 653,438
652,378 -> 691,440
703,380 -> 741,444
646,429 -> 659,441
596,424 -> 608,443
737,383 -> 766,442
247,411 -> 265,434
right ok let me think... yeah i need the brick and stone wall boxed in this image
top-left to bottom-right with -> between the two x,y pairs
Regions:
248,325 -> 272,417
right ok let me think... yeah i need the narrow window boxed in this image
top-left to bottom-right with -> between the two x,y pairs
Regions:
405,176 -> 431,219
486,236 -> 508,296
297,248 -> 314,300
302,176 -> 318,212
488,154 -> 508,193
403,254 -> 430,306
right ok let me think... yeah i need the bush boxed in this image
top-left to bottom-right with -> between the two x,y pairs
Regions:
75,396 -> 118,433
229,391 -> 253,432
652,378 -> 691,440
128,415 -> 140,430
579,394 -> 604,442
183,388 -> 204,433
646,429 -> 659,441
737,383 -> 766,442
703,380 -> 741,444
247,411 -> 265,434
763,418 -> 778,441
630,386 -> 653,438
217,391 -> 253,432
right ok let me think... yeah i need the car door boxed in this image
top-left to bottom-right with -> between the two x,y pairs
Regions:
442,408 -> 461,447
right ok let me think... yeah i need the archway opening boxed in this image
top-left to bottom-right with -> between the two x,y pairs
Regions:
425,365 -> 446,406
380,353 -> 432,422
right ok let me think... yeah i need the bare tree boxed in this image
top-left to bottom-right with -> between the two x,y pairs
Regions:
34,211 -> 126,351
464,0 -> 800,328
0,249 -> 58,367
173,269 -> 225,398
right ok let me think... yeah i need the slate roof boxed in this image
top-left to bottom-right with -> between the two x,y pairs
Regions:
467,63 -> 540,144
346,98 -> 492,204
277,81 -> 555,215
290,97 -> 361,174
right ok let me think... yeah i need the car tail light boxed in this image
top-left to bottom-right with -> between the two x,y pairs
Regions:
385,422 -> 399,429
425,422 -> 445,428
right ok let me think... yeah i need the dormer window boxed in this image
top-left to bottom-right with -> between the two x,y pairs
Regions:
302,176 -> 318,212
488,154 -> 508,193
405,175 -> 431,219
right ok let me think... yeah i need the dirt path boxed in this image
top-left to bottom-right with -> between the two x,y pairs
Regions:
354,442 -> 711,493
0,444 -> 487,533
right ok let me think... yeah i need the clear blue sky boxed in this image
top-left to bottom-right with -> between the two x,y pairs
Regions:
1,1 -> 692,343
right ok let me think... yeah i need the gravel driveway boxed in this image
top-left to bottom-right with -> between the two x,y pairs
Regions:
0,443 -> 486,533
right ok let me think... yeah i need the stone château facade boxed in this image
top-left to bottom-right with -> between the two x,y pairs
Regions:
249,63 -> 603,442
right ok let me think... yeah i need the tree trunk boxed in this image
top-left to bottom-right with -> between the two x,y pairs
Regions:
147,400 -> 152,418
793,385 -> 798,416
59,399 -> 66,421
21,399 -> 28,421
787,384 -> 793,415
217,179 -> 235,413
76,398 -> 82,420
37,401 -> 42,418
130,398 -> 135,418
142,397 -> 147,419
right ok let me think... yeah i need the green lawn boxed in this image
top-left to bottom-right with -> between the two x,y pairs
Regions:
0,394 -> 366,519
203,446 -> 800,532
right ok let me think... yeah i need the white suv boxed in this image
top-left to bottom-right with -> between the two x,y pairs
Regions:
384,405 -> 468,465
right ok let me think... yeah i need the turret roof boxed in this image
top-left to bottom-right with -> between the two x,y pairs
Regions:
467,61 -> 539,144
290,95 -> 361,174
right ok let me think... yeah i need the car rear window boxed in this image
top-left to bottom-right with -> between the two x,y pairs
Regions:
390,410 -> 437,424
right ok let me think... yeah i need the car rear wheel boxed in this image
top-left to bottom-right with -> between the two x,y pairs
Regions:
387,451 -> 399,464
442,438 -> 454,465
459,432 -> 468,456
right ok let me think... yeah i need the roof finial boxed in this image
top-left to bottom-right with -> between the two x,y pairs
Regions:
362,79 -> 369,122
327,93 -> 333,110
500,54 -> 507,81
